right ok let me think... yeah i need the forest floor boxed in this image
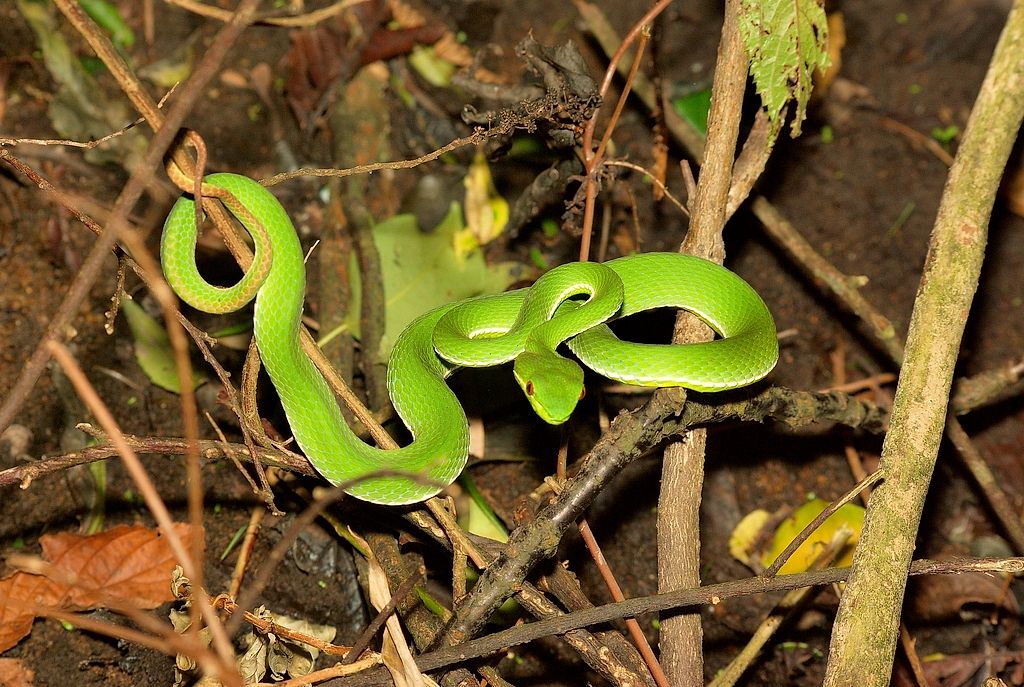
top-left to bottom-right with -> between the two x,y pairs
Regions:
1,0 -> 1023,685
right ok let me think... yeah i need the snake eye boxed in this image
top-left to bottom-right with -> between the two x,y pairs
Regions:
578,387 -> 586,401
525,380 -> 535,396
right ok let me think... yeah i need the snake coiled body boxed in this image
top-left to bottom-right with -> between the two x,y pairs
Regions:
162,174 -> 778,505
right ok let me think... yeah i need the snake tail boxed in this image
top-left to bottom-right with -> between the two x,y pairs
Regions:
162,173 -> 470,504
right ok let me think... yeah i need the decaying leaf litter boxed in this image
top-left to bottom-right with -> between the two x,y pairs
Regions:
1,1 -> 1024,686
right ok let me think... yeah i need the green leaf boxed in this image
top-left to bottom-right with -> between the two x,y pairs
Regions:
762,498 -> 864,574
408,45 -> 456,87
930,125 -> 959,144
17,0 -> 145,167
672,88 -> 713,136
138,38 -> 195,89
344,203 -> 525,359
739,0 -> 831,139
78,0 -> 135,49
459,151 -> 509,251
458,473 -> 509,543
122,300 -> 205,393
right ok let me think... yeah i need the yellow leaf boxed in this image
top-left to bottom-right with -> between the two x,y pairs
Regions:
459,151 -> 509,257
761,498 -> 864,574
728,509 -> 771,567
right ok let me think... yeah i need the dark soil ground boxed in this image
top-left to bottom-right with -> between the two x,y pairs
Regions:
2,0 -> 1023,685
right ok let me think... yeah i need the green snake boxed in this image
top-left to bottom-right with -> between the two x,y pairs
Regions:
161,173 -> 778,505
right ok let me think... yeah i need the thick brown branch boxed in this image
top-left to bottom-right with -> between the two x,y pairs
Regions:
442,386 -> 885,643
337,557 -> 1024,686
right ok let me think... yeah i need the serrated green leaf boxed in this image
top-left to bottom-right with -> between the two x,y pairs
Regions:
122,300 -> 205,393
739,0 -> 830,140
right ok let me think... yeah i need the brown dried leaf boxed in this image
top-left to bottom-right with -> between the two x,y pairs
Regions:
0,524 -> 193,653
907,571 -> 1019,623
0,658 -> 36,687
284,26 -> 346,123
349,530 -> 436,687
387,0 -> 470,67
813,12 -> 846,98
921,651 -> 1024,687
38,523 -> 195,609
284,0 -> 450,126
650,140 -> 668,202
1003,164 -> 1024,218
0,572 -> 64,653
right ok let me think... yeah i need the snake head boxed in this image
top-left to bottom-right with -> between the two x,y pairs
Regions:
512,351 -> 585,425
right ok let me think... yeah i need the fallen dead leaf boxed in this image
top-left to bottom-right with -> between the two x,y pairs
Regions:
813,11 -> 846,97
349,530 -> 437,687
38,523 -> 196,609
920,651 -> 1024,687
907,571 -> 1019,623
1002,163 -> 1024,218
0,658 -> 36,687
0,571 -> 65,653
283,0 -> 445,127
0,524 -> 195,653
